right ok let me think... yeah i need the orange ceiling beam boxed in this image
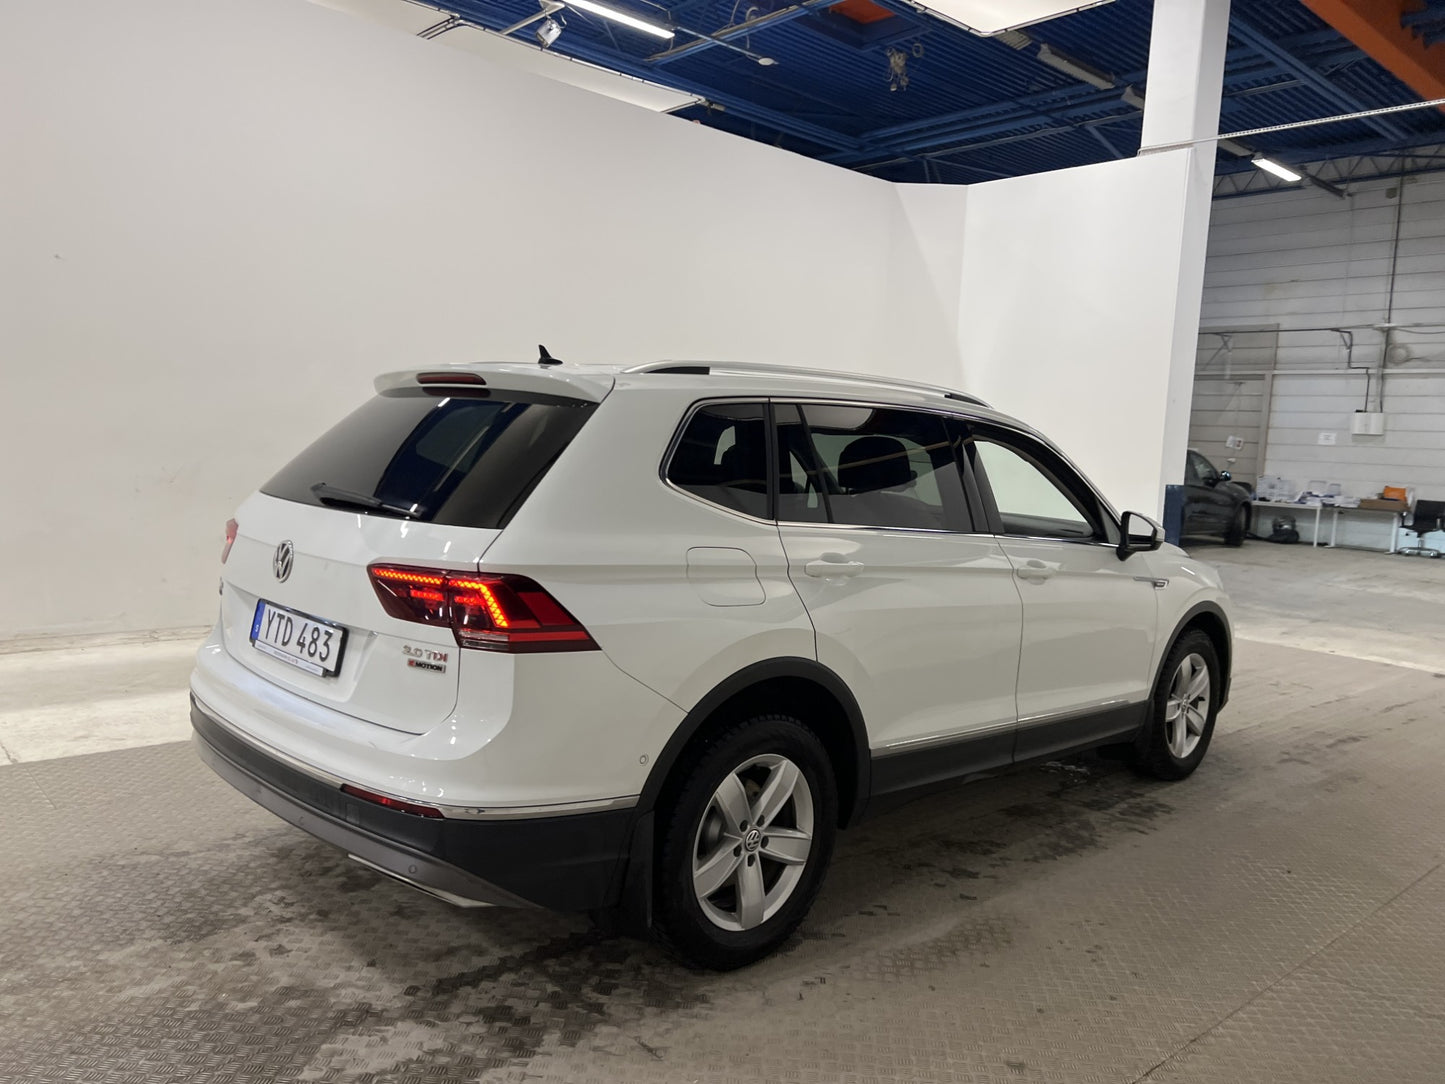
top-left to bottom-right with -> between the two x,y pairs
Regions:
1300,0 -> 1445,101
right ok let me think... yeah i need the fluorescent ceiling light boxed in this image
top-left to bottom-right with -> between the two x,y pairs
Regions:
1035,42 -> 1114,90
909,0 -> 1114,36
440,26 -> 701,111
564,0 -> 674,39
1253,156 -> 1302,183
306,1 -> 699,113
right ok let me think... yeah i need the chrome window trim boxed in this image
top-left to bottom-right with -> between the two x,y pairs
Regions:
777,521 -> 999,540
658,395 -> 1123,540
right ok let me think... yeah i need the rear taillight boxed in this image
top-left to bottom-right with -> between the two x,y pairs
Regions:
367,564 -> 599,653
221,519 -> 238,564
341,784 -> 443,818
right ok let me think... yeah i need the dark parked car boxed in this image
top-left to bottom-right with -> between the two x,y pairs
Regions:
1184,449 -> 1252,546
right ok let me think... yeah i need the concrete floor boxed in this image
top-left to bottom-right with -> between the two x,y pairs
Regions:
3,544 -> 1444,1083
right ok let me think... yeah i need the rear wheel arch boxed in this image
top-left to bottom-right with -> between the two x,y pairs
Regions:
638,658 -> 870,830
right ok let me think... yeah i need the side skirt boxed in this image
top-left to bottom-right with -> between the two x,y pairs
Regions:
863,701 -> 1147,816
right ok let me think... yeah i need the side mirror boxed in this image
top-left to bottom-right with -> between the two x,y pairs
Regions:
1218,470 -> 1232,482
1118,511 -> 1164,560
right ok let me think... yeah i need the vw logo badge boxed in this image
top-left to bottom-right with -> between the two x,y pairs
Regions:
273,540 -> 295,583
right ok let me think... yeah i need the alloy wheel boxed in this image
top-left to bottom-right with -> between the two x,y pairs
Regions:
1165,652 -> 1211,759
691,753 -> 814,932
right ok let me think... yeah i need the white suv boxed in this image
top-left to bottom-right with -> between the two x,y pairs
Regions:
192,358 -> 1231,969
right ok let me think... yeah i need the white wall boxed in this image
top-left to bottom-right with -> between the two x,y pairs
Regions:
1200,174 -> 1445,507
1,0 -> 1217,641
956,150 -> 1199,516
0,0 -> 961,641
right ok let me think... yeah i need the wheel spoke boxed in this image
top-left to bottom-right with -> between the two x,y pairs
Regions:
713,772 -> 752,832
1185,665 -> 1209,701
760,826 -> 811,866
692,752 -> 817,933
693,844 -> 742,899
1171,664 -> 1190,699
1186,706 -> 1206,735
1163,700 -> 1183,723
751,759 -> 800,827
736,856 -> 766,929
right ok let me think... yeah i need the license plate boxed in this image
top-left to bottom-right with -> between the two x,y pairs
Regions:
250,600 -> 348,677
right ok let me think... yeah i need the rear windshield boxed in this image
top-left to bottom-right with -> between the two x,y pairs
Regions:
261,388 -> 595,529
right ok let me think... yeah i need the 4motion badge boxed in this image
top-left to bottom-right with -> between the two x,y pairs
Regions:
404,644 -> 448,673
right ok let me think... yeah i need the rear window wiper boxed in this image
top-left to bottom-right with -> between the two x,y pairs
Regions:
309,482 -> 423,519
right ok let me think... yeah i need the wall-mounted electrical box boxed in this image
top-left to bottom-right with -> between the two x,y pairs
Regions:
1351,411 -> 1386,437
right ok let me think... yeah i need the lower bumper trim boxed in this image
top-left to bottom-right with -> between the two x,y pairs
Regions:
191,696 -> 636,911
194,729 -> 532,908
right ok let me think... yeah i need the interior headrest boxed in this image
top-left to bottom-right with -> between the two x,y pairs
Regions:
836,435 -> 916,493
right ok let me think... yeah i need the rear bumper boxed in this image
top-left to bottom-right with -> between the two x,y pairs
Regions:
192,698 -> 634,911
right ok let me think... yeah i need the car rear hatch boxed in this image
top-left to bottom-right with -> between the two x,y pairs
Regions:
218,366 -> 608,735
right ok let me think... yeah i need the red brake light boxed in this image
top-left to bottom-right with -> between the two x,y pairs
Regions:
367,564 -> 598,653
340,784 -> 444,818
221,519 -> 238,564
416,371 -> 486,386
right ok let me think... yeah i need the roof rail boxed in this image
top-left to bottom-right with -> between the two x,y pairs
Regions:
622,360 -> 991,408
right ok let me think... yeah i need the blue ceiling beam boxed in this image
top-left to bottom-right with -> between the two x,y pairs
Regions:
428,1 -> 868,153
1229,16 -> 1408,141
852,35 -> 1362,150
646,0 -> 835,65
828,82 -> 1153,165
830,41 -> 1370,168
1213,129 -> 1445,174
837,52 -> 1287,152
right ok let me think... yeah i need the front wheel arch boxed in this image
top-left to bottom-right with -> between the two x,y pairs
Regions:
1159,601 -> 1232,709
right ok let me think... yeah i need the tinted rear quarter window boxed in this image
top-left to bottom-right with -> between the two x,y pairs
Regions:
262,389 -> 594,529
665,403 -> 769,518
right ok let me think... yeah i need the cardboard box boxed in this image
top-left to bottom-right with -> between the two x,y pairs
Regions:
1359,498 -> 1408,512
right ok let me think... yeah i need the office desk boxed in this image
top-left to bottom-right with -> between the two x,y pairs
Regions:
1252,500 -> 1403,552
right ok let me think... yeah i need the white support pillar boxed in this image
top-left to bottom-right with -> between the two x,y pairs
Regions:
1139,0 -> 1231,516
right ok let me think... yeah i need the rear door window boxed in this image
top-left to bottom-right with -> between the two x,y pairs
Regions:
777,404 -> 972,531
261,388 -> 595,529
665,403 -> 770,518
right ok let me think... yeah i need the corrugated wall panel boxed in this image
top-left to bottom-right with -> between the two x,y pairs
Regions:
1194,173 -> 1445,508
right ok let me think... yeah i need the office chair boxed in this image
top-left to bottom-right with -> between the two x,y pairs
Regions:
1398,499 -> 1445,558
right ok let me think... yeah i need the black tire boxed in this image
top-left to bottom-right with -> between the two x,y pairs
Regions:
1224,503 -> 1249,546
652,714 -> 837,971
1129,629 -> 1221,781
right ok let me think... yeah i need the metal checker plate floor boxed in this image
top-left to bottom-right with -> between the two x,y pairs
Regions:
1,639 -> 1443,1083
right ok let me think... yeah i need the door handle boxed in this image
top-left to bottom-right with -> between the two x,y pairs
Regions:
1015,559 -> 1056,583
805,554 -> 865,578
